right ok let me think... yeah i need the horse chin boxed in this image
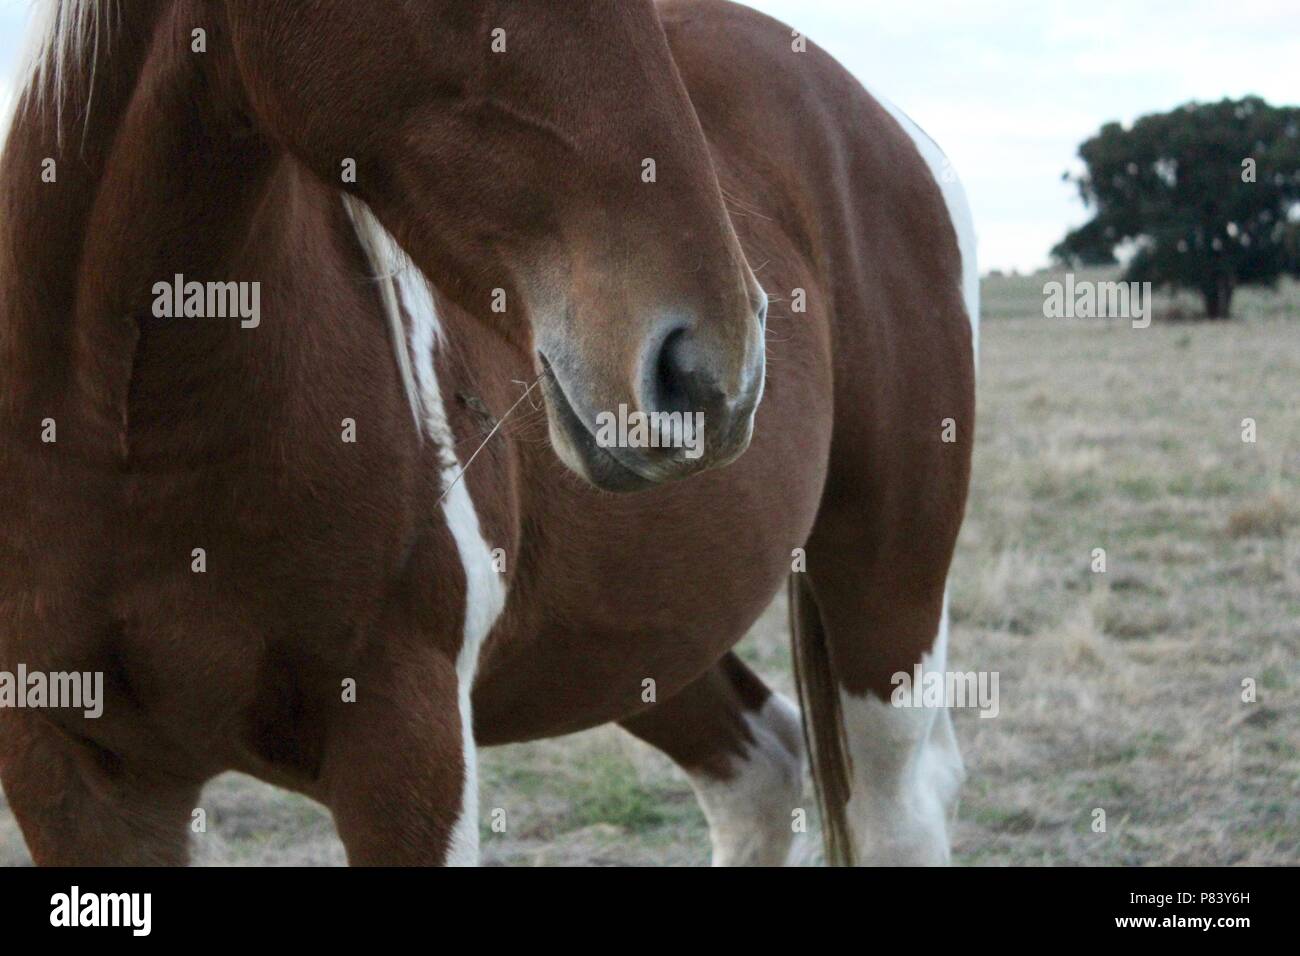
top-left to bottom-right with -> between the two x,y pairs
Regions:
551,425 -> 660,494
537,356 -> 664,493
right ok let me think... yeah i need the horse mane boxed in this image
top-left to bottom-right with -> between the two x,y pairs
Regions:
6,0 -> 119,144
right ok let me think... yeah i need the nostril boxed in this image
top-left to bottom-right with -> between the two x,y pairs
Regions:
653,327 -> 694,415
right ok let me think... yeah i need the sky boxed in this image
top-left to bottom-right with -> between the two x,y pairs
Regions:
1,0 -> 1297,273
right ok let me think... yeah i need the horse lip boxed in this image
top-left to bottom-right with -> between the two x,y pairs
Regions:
537,352 -> 664,491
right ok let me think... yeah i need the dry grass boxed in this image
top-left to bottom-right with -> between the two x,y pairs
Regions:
949,273 -> 1299,865
2,274 -> 1297,867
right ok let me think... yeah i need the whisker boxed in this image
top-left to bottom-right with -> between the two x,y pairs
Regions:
438,371 -> 548,504
720,186 -> 775,222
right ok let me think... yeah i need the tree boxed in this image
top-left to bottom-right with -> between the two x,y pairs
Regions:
1054,97 -> 1300,319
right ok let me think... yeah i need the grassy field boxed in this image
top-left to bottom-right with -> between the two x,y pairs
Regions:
2,272 -> 1297,866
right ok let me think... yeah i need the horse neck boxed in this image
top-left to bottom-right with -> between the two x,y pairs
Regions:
0,0 -> 310,462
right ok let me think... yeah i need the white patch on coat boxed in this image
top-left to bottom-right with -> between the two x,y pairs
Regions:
683,692 -> 806,866
437,474 -> 505,867
839,598 -> 965,865
345,198 -> 507,866
871,91 -> 980,361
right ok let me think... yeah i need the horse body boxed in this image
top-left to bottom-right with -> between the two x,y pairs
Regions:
0,0 -> 975,866
478,0 -> 975,732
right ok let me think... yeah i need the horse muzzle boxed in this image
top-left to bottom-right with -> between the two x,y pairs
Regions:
539,321 -> 765,493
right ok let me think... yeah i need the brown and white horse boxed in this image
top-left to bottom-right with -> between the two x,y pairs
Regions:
0,0 -> 977,866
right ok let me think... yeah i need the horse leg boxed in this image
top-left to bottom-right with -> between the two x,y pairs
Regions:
1,712 -> 202,866
320,641 -> 475,865
619,652 -> 805,866
791,549 -> 965,866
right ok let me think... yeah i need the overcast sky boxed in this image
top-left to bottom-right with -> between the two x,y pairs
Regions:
2,0 -> 1297,273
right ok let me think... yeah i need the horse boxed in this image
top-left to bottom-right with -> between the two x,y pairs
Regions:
0,0 -> 977,866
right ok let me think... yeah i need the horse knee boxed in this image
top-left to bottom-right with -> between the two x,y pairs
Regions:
791,573 -> 967,866
685,692 -> 806,867
838,690 -> 964,865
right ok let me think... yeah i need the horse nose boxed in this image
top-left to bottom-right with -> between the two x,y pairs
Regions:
646,326 -> 726,421
639,317 -> 762,465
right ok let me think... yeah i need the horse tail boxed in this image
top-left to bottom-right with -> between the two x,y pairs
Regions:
788,572 -> 855,866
